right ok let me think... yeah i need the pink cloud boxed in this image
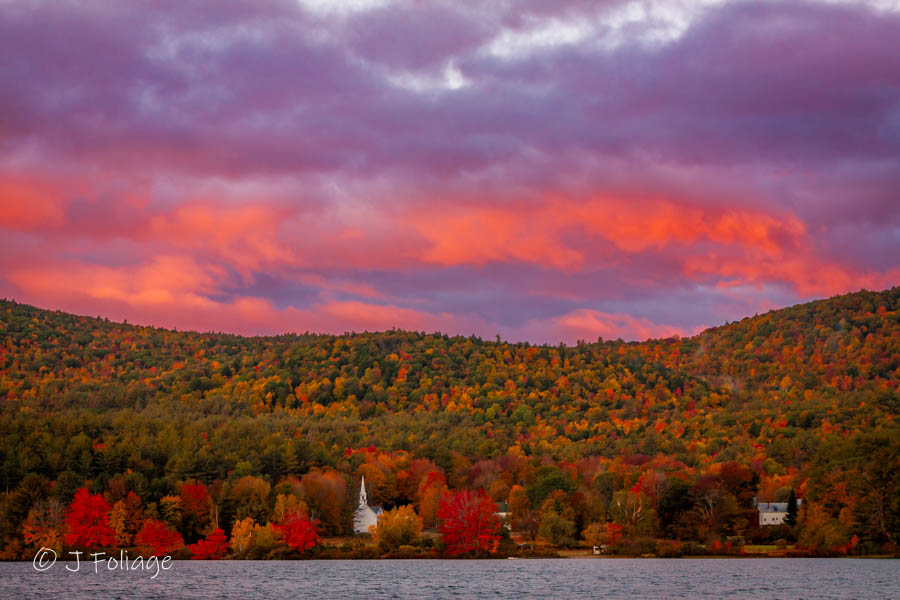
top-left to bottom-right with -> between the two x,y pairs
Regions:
0,176 -> 68,231
146,202 -> 298,274
7,256 -> 225,310
3,246 -> 698,343
550,309 -> 695,342
1,0 -> 898,342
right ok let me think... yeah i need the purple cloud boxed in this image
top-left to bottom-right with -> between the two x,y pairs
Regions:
0,0 -> 898,342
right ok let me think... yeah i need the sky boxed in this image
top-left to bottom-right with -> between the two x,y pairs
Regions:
1,0 -> 899,344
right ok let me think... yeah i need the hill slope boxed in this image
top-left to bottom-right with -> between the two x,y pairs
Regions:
1,288 -> 898,556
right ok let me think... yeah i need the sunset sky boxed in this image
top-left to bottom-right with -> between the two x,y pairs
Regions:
1,0 -> 898,343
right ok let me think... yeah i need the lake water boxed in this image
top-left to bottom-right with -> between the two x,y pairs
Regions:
1,558 -> 897,599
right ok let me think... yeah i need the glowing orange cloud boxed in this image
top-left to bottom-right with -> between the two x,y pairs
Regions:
4,252 -> 440,336
9,249 -> 671,342
8,256 -> 225,310
0,176 -> 68,230
687,255 -> 900,298
406,195 -> 808,273
2,172 -> 895,344
553,309 -> 695,341
410,208 -> 582,269
146,203 -> 297,274
567,198 -> 806,256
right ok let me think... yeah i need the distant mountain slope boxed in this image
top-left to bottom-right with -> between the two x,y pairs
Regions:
1,288 -> 897,461
0,288 -> 897,555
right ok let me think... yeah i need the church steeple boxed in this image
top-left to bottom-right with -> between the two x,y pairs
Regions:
358,475 -> 368,508
353,474 -> 381,534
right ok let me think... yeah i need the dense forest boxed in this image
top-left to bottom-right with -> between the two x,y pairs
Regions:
1,288 -> 898,559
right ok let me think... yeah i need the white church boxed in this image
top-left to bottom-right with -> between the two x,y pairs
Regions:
353,475 -> 384,534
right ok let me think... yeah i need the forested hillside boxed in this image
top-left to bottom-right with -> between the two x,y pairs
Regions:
1,288 -> 898,558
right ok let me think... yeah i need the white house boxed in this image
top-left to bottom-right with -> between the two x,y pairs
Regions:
495,501 -> 512,530
353,475 -> 384,534
757,500 -> 801,526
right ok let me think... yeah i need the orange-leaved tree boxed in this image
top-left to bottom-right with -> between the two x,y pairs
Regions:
23,498 -> 67,553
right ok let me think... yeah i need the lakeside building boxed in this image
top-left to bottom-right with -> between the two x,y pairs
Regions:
757,500 -> 802,526
353,475 -> 383,534
495,501 -> 512,530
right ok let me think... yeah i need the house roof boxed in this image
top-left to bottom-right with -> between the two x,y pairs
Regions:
758,500 -> 802,512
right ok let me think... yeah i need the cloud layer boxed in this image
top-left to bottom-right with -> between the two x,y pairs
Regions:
1,0 -> 898,343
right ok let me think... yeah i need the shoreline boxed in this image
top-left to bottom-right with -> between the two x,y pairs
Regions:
5,553 -> 895,562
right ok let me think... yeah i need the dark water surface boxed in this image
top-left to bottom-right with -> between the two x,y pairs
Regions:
1,558 -> 897,599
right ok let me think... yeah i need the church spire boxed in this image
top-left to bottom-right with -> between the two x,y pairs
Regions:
358,475 -> 368,508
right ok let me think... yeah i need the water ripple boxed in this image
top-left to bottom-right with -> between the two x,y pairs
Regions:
0,558 -> 897,599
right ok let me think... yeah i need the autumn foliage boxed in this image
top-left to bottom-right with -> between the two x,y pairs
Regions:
23,499 -> 67,552
180,480 -> 213,537
189,528 -> 228,559
135,520 -> 185,557
274,512 -> 319,553
583,522 -> 623,548
1,289 -> 899,557
108,491 -> 143,547
371,505 -> 423,551
437,490 -> 502,556
64,488 -> 116,548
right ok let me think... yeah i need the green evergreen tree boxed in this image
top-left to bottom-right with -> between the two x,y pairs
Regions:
786,489 -> 798,527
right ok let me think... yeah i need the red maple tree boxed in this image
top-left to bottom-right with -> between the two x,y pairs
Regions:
188,528 -> 228,559
135,519 -> 184,557
180,481 -> 211,517
64,488 -> 116,548
437,489 -> 501,556
604,522 -> 624,546
274,511 -> 319,553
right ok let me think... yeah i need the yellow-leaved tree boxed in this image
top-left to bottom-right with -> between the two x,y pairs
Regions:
230,517 -> 256,554
371,505 -> 422,551
273,494 -> 308,524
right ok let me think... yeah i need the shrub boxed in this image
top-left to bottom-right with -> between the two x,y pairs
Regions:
616,537 -> 656,556
679,542 -> 705,556
656,540 -> 683,558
